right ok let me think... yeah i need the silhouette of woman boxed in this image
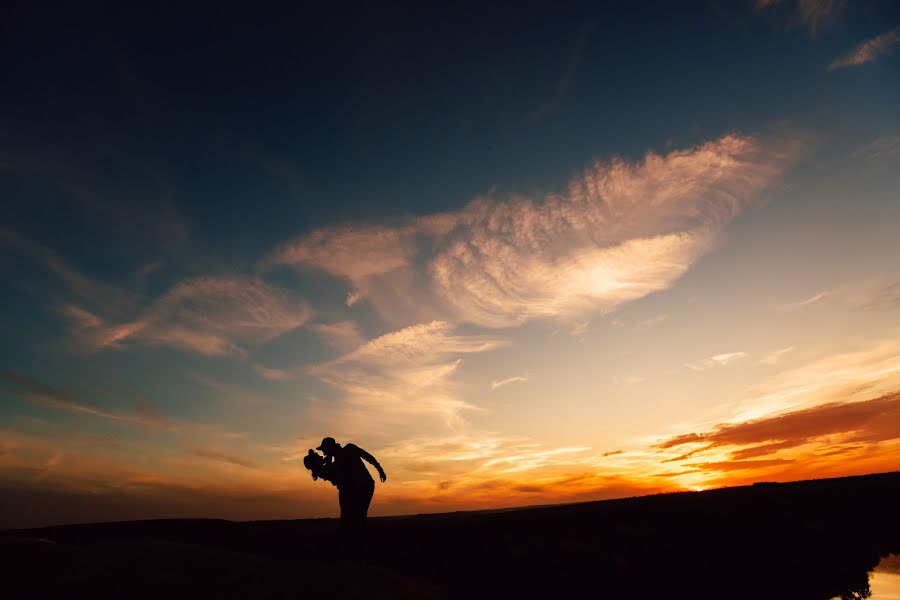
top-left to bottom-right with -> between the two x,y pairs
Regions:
303,449 -> 335,484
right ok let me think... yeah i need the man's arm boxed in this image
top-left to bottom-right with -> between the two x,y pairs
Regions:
354,444 -> 387,482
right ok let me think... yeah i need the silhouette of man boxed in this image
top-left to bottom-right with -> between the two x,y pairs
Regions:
316,437 -> 387,560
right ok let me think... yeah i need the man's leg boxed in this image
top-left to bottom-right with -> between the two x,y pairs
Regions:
337,488 -> 363,561
338,488 -> 354,559
344,482 -> 375,562
356,481 -> 375,559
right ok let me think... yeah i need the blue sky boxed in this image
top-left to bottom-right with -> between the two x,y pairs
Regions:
2,0 -> 899,527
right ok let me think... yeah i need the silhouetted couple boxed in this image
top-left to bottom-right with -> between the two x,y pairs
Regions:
304,437 -> 387,561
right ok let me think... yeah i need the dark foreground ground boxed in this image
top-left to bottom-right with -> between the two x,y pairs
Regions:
3,471 -> 899,599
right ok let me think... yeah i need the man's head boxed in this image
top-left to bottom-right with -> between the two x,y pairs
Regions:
316,436 -> 340,457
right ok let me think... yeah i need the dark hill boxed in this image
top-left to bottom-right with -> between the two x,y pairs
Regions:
4,471 -> 899,599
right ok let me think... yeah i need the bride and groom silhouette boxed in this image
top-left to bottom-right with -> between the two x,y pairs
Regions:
304,437 -> 387,560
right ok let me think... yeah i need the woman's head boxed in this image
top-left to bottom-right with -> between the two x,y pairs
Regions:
304,449 -> 325,480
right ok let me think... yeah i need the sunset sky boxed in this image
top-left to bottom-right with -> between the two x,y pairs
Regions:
2,1 -> 899,528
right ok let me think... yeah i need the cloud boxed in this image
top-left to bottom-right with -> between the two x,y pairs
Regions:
527,23 -> 590,121
755,0 -> 846,34
62,276 -> 312,356
345,290 -> 363,306
730,440 -> 797,460
491,375 -> 528,390
656,390 -> 900,458
270,133 -> 801,328
829,26 -> 900,70
0,369 -> 171,428
252,365 -> 295,381
777,290 -> 830,310
685,351 -> 749,371
269,224 -> 420,280
636,313 -> 667,327
189,448 -> 259,469
858,281 -> 900,311
853,134 -> 900,162
309,320 -> 365,352
2,229 -> 313,358
686,458 -> 794,472
758,346 -> 794,365
732,340 -> 900,421
569,321 -> 590,336
0,228 -> 136,315
137,260 -> 164,278
377,433 -> 594,478
309,321 -> 506,426
375,434 -> 675,508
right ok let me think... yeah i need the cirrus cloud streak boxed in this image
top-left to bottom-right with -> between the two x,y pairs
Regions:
62,276 -> 312,357
308,321 -> 507,427
829,26 -> 900,70
270,134 -> 801,329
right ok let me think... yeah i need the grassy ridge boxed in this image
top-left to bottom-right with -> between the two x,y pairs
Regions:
4,471 -> 899,599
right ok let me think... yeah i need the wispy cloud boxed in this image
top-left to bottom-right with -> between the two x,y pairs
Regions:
685,351 -> 749,371
270,134 -> 801,329
2,229 -> 313,358
527,23 -> 590,122
310,320 -> 365,352
309,321 -> 506,426
569,321 -> 590,336
758,346 -> 795,365
755,0 -> 846,34
829,26 -> 900,70
367,434 -> 683,510
345,290 -> 363,306
732,340 -> 900,421
857,281 -> 900,311
190,447 -> 259,469
636,313 -> 668,327
252,364 -> 295,381
777,290 -> 830,310
491,375 -> 528,390
62,276 -> 312,356
0,228 -> 136,315
853,134 -> 900,162
686,458 -> 794,472
377,433 -> 592,476
0,369 -> 172,429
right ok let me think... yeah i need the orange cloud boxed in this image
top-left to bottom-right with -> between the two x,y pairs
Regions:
686,459 -> 794,472
657,391 -> 900,456
648,390 -> 900,489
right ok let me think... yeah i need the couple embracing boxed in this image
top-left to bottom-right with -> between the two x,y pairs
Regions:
304,437 -> 387,560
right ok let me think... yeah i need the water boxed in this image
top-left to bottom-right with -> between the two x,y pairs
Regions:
832,555 -> 900,600
869,555 -> 900,600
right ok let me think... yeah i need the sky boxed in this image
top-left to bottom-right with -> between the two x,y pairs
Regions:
1,0 -> 899,529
